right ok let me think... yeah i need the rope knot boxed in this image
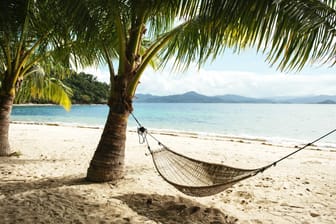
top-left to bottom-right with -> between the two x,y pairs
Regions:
138,126 -> 146,134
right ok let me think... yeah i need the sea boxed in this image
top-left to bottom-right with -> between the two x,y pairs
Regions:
11,103 -> 336,148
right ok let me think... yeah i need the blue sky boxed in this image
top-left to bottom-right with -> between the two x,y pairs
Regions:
82,48 -> 336,97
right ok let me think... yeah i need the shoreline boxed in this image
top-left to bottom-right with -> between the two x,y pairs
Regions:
10,120 -> 336,151
11,103 -> 336,151
1,123 -> 336,223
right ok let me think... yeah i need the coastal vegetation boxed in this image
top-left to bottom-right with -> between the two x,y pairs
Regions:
63,72 -> 109,104
0,0 -> 335,188
78,0 -> 335,183
14,72 -> 109,105
0,1 -> 77,156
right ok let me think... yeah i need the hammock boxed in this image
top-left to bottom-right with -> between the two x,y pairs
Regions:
132,113 -> 336,197
150,143 -> 266,197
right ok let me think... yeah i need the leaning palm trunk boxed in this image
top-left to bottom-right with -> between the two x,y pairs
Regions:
86,97 -> 131,182
83,0 -> 336,184
0,94 -> 14,156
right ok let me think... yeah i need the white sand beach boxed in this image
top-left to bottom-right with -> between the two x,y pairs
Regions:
0,123 -> 335,223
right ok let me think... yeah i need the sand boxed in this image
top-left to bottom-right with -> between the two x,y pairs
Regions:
0,123 -> 335,224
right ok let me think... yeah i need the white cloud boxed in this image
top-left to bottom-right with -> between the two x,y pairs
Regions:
137,66 -> 336,97
77,65 -> 110,83
77,56 -> 336,97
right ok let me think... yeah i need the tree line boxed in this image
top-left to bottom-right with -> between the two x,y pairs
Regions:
64,72 -> 109,104
1,1 -> 335,186
14,72 -> 110,105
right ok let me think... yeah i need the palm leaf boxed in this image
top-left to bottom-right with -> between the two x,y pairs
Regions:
156,0 -> 336,72
42,0 -> 335,98
15,65 -> 72,111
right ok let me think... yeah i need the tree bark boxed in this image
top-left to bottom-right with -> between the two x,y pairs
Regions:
86,99 -> 130,182
0,94 -> 14,156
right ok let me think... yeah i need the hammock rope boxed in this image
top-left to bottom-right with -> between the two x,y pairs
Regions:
131,112 -> 336,197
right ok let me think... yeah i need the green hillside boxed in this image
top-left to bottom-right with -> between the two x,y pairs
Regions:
64,72 -> 109,104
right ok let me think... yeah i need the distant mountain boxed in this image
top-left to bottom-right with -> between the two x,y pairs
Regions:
275,95 -> 336,104
134,93 -> 158,102
135,92 -> 336,104
135,91 -> 269,103
136,91 -> 222,103
317,100 -> 336,104
215,94 -> 272,103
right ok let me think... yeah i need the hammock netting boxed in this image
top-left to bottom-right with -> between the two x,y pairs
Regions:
151,145 -> 264,197
132,113 -> 336,197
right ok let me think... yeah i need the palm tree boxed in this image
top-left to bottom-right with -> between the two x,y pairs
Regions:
0,0 -> 76,156
83,0 -> 335,182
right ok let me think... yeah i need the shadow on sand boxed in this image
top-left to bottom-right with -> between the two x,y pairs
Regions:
115,193 -> 237,224
0,175 -> 88,196
0,174 -> 237,223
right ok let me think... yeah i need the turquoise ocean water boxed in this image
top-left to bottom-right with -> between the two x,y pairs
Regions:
11,103 -> 336,147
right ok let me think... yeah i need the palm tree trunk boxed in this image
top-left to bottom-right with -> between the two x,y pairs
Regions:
0,94 -> 14,156
86,99 -> 130,182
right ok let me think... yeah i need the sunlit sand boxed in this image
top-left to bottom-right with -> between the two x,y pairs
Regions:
1,123 -> 335,223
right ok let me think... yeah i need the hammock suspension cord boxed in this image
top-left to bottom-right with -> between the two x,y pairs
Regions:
259,128 -> 336,171
131,112 -> 168,154
132,112 -> 336,168
130,112 -> 336,197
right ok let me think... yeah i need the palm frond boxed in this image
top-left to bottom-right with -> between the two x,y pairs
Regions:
157,0 -> 336,72
15,65 -> 72,110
